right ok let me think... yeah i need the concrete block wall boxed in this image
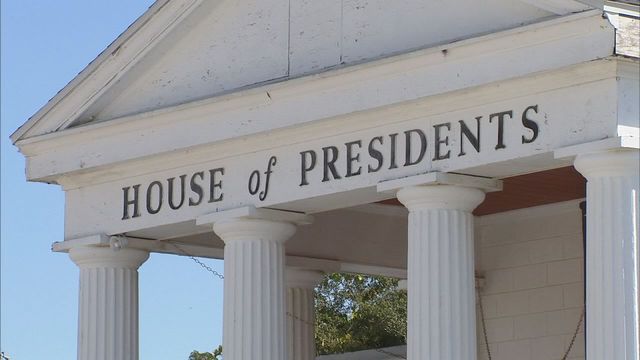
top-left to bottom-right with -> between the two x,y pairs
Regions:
475,200 -> 585,360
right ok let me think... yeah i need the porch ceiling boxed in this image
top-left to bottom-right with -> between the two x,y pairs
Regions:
379,166 -> 586,216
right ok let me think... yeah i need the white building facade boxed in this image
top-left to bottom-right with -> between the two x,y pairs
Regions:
12,1 -> 639,359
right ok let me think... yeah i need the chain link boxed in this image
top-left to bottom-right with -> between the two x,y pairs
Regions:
477,284 -> 585,360
166,241 -> 225,280
167,240 -> 316,329
374,348 -> 406,359
477,291 -> 493,360
561,308 -> 585,360
286,311 -> 315,328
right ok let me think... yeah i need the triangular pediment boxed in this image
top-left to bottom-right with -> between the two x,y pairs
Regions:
12,0 -> 601,143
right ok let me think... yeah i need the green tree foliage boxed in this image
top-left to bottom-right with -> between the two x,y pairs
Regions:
315,273 -> 407,355
188,345 -> 222,360
189,273 -> 407,358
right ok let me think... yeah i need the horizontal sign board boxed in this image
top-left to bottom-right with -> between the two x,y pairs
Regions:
65,79 -> 617,238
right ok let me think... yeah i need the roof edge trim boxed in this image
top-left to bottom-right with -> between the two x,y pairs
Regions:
10,0 -> 206,144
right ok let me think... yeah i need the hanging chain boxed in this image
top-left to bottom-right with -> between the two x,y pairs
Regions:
561,307 -> 585,360
374,348 -> 406,359
167,240 -> 315,328
477,285 -> 585,360
286,311 -> 315,328
477,291 -> 493,360
166,241 -> 225,280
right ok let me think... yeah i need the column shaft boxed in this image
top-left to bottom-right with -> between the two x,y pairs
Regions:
407,208 -> 476,359
215,218 -> 296,360
398,185 -> 484,360
70,246 -> 149,360
287,287 -> 316,360
287,269 -> 323,360
575,150 -> 640,360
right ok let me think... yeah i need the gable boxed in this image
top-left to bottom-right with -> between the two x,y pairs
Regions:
12,0 -> 603,142
80,0 -> 557,124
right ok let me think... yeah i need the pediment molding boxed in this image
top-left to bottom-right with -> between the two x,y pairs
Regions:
11,0 -> 603,145
10,0 -> 206,143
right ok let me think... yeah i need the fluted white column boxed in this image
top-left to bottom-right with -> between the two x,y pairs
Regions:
69,246 -> 149,360
214,218 -> 296,360
286,268 -> 323,360
397,185 -> 485,360
574,149 -> 640,360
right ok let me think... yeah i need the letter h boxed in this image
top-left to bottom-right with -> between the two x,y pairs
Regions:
122,184 -> 141,220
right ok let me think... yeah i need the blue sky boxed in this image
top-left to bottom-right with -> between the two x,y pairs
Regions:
1,2 -> 224,358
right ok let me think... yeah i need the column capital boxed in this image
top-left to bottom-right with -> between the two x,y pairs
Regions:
69,246 -> 149,269
397,185 -> 486,212
574,148 -> 639,179
214,218 -> 297,244
378,171 -> 502,194
286,267 -> 324,289
197,206 -> 313,227
197,206 -> 313,244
